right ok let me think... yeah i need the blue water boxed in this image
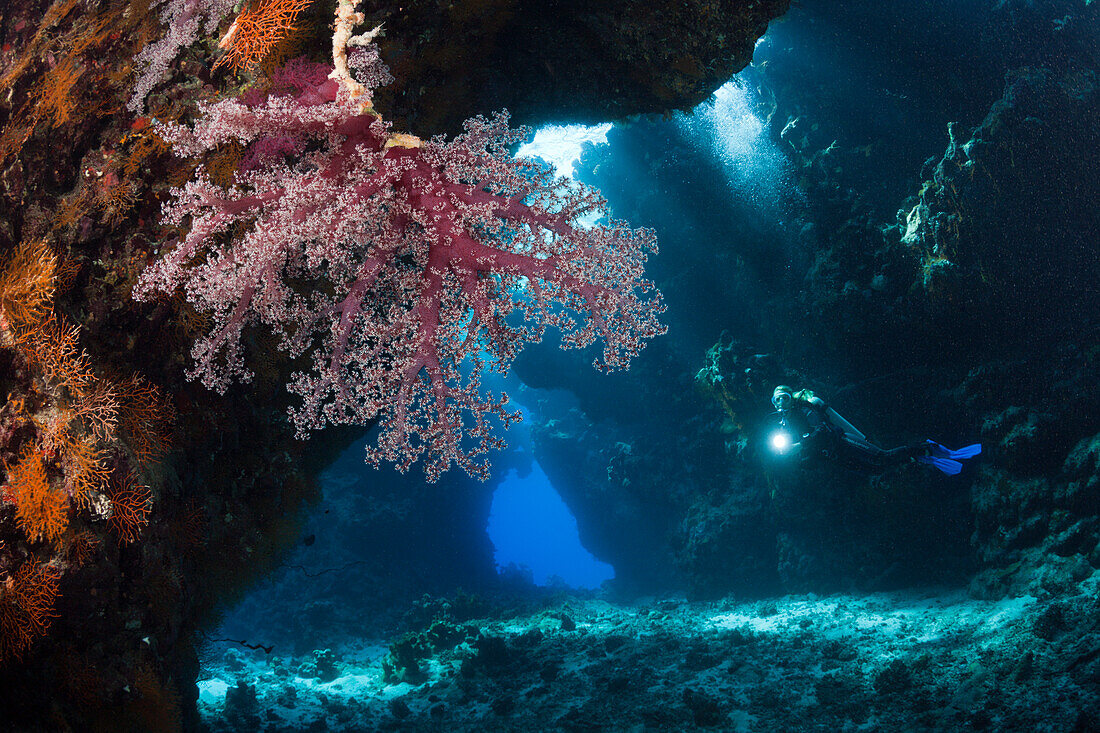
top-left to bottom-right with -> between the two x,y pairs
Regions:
487,462 -> 614,589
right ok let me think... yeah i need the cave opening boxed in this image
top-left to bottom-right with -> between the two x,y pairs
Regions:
487,459 -> 615,589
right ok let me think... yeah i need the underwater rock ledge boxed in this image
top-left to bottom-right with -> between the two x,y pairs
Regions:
364,0 -> 792,135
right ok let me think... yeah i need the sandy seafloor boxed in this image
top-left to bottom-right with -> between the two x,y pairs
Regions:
198,575 -> 1100,731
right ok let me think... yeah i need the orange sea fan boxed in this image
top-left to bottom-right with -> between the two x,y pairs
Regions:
0,240 -> 57,335
205,141 -> 245,188
0,562 -> 61,661
70,378 -> 120,444
54,254 -> 82,293
214,0 -> 314,72
6,446 -> 68,545
24,316 -> 95,393
122,129 -> 171,178
117,375 -> 173,465
36,405 -> 75,459
65,530 -> 101,568
172,498 -> 207,550
95,179 -> 139,225
107,471 -> 152,544
0,0 -> 83,167
33,54 -> 84,128
51,196 -> 90,234
65,438 -> 110,509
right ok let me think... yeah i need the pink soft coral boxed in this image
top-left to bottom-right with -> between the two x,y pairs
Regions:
136,48 -> 665,481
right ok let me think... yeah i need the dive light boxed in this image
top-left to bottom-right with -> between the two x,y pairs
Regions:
769,429 -> 794,454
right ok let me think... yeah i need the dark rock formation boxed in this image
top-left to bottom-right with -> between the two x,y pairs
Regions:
363,0 -> 791,134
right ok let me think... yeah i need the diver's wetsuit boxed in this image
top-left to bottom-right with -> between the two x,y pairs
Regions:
782,391 -> 926,472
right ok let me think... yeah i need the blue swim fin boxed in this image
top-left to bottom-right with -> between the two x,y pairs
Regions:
918,456 -> 963,475
926,440 -> 982,460
920,440 -> 982,474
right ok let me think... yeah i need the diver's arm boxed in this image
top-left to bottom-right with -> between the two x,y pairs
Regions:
793,390 -> 828,413
805,395 -> 827,411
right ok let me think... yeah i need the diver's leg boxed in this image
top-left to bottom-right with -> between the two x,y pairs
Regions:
839,437 -> 921,470
878,443 -> 931,465
838,436 -> 892,469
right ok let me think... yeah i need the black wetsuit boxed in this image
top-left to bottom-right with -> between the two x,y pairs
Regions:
784,398 -> 926,472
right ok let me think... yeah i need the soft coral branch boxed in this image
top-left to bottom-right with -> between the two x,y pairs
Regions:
136,14 -> 665,481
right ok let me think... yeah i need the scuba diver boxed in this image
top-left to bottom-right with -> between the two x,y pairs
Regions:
768,385 -> 981,475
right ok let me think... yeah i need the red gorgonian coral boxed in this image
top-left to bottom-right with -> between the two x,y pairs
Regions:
135,28 -> 665,481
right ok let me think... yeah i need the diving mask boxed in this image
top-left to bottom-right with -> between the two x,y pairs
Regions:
771,385 -> 793,413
